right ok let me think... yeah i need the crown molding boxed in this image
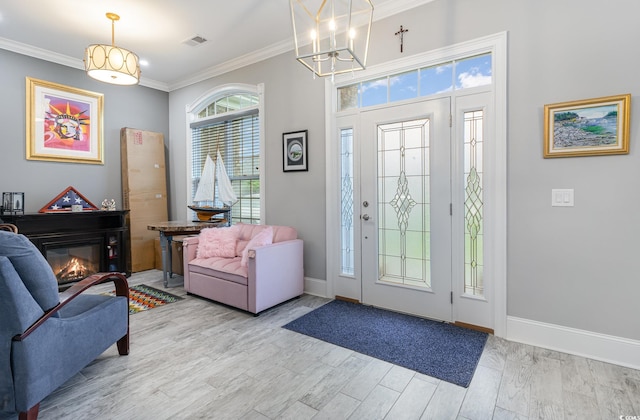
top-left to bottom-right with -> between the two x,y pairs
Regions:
0,37 -> 170,91
1,0 -> 436,92
0,37 -> 81,70
167,38 -> 294,91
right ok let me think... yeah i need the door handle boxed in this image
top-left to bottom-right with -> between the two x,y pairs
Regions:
361,214 -> 370,221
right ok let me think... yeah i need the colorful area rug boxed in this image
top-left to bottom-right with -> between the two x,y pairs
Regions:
283,300 -> 488,387
105,284 -> 183,314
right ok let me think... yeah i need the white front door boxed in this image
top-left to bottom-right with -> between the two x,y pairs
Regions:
359,98 -> 452,321
328,34 -> 506,334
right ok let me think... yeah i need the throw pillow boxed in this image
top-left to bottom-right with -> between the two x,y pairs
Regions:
235,239 -> 249,257
241,226 -> 273,267
196,226 -> 239,259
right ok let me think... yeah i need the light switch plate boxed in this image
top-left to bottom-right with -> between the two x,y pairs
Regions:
552,189 -> 574,207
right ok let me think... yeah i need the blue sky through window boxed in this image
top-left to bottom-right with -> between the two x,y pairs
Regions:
420,63 -> 453,96
338,53 -> 492,110
455,54 -> 492,89
360,77 -> 388,107
390,71 -> 419,102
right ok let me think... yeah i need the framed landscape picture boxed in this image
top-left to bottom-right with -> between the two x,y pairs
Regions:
543,94 -> 630,158
26,77 -> 104,164
283,130 -> 308,172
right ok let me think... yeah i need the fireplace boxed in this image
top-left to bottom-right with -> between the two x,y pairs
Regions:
2,211 -> 130,288
45,239 -> 102,285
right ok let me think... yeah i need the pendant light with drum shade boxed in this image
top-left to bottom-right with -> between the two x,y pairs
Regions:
84,13 -> 140,85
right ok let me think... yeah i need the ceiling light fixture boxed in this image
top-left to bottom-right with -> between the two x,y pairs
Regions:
289,0 -> 373,80
84,13 -> 140,86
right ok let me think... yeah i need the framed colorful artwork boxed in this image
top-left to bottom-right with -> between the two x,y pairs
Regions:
283,130 -> 308,172
543,94 -> 630,158
26,77 -> 104,164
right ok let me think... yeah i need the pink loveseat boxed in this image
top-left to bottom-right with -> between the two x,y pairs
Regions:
182,224 -> 304,314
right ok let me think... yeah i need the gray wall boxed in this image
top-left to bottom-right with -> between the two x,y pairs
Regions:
499,0 -> 640,340
170,0 -> 640,341
0,49 -> 169,214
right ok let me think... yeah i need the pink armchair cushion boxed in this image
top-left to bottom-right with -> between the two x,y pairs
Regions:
240,226 -> 273,267
234,225 -> 296,256
235,239 -> 249,257
235,223 -> 270,257
197,226 -> 239,259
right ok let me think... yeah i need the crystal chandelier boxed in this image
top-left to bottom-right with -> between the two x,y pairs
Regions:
290,0 -> 373,79
84,13 -> 140,86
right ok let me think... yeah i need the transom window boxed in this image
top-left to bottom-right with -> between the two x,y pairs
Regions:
338,53 -> 492,111
196,94 -> 259,119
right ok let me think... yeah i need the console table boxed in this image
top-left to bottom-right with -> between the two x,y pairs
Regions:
147,221 -> 212,287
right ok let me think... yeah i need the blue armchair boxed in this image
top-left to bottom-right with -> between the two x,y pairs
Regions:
0,231 -> 129,420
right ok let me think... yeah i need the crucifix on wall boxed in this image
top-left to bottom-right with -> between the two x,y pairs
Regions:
395,25 -> 409,53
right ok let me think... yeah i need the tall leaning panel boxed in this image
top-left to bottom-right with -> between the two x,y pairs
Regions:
121,127 -> 168,272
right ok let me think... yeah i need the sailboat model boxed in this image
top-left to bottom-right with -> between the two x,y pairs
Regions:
188,151 -> 238,222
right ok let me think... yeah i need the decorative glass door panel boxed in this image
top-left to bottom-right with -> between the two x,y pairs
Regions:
341,128 -> 355,276
464,110 -> 484,297
377,120 -> 430,289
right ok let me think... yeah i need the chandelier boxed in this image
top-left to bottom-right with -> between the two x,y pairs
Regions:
289,0 -> 373,79
84,13 -> 140,86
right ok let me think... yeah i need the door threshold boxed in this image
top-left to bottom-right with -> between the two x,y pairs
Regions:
454,321 -> 494,335
334,295 -> 360,304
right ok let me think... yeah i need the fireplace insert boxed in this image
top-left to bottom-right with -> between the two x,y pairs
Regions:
45,239 -> 102,285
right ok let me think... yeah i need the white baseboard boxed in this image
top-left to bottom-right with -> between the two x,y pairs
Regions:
507,316 -> 640,370
303,277 -> 328,298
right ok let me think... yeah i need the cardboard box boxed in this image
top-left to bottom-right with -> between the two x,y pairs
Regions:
121,128 -> 168,272
154,236 -> 188,276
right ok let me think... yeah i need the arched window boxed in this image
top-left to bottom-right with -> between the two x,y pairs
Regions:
188,84 -> 263,224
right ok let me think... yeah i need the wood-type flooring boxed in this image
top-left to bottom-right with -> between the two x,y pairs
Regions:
25,270 -> 640,419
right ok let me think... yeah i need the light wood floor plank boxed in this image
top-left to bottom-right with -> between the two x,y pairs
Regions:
312,392 -> 360,420
299,355 -> 369,410
385,377 -> 437,419
562,390 -> 600,420
420,381 -> 466,420
458,365 -> 502,420
340,357 -> 394,401
594,384 -> 635,420
495,358 -> 533,416
380,365 -> 417,393
347,384 -> 399,419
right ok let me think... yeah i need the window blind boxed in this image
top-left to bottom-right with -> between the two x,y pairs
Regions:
191,110 -> 260,223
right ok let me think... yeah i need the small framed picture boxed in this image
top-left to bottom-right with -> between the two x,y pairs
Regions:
2,192 -> 25,214
283,130 -> 308,172
543,94 -> 630,158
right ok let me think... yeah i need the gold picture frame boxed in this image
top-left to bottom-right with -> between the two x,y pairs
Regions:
543,94 -> 630,158
26,77 -> 104,164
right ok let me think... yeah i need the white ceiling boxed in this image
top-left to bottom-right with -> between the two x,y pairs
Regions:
0,0 -> 433,92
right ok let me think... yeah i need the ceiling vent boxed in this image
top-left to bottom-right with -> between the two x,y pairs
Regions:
182,35 -> 208,47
